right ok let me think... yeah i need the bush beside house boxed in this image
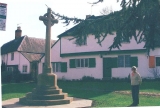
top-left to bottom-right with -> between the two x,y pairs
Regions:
1,70 -> 32,83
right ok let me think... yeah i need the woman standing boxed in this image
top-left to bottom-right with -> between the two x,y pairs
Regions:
129,66 -> 142,106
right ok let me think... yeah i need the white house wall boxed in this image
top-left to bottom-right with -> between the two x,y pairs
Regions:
1,52 -> 30,74
105,53 -> 153,79
39,40 -> 103,80
56,55 -> 103,80
39,34 -> 159,80
19,52 -> 30,74
150,48 -> 160,56
61,33 -> 145,54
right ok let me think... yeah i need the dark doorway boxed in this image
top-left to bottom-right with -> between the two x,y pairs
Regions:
30,62 -> 38,81
103,58 -> 117,79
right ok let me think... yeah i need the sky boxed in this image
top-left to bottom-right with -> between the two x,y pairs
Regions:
0,0 -> 121,47
0,0 -> 121,103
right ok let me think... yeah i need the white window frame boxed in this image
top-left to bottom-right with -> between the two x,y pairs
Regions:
22,65 -> 27,73
52,62 -> 61,72
7,67 -> 13,72
11,52 -> 14,61
76,36 -> 87,46
118,55 -> 130,67
75,58 -> 89,68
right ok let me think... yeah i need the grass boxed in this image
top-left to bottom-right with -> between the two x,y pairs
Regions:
2,81 -> 160,107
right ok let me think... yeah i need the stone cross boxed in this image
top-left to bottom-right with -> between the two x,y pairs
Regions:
39,8 -> 58,73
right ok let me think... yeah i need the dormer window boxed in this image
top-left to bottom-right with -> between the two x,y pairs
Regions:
76,36 -> 87,46
11,52 -> 14,61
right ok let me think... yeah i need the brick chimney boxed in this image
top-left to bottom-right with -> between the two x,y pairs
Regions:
86,15 -> 91,19
15,26 -> 22,39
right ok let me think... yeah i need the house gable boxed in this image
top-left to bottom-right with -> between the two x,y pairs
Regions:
1,36 -> 25,55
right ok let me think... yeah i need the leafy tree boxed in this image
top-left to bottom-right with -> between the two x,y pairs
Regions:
1,60 -> 6,72
52,0 -> 160,54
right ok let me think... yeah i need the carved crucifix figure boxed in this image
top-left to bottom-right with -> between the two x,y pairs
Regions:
39,8 -> 58,73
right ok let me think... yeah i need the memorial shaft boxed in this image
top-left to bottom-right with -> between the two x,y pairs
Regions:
45,8 -> 52,73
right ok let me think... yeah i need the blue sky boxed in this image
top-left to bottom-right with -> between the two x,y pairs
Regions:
0,0 -> 121,47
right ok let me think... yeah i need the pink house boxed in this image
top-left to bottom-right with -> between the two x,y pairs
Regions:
39,15 -> 160,80
1,27 -> 55,80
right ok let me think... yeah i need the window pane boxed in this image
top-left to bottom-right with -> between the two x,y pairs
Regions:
85,59 -> 88,67
118,55 -> 124,67
11,53 -> 14,60
156,57 -> 160,66
23,66 -> 27,72
125,55 -> 130,67
58,63 -> 61,72
76,36 -> 87,46
52,63 -> 55,72
83,37 -> 87,45
76,59 -> 80,67
81,59 -> 84,67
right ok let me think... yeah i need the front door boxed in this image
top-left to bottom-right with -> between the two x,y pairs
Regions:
103,58 -> 117,79
30,62 -> 38,81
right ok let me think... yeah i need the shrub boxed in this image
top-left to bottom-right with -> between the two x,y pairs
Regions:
111,77 -> 130,82
148,68 -> 160,79
81,76 -> 95,81
1,71 -> 12,83
20,74 -> 32,82
12,70 -> 21,83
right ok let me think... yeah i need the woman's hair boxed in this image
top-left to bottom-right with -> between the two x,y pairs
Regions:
132,66 -> 137,71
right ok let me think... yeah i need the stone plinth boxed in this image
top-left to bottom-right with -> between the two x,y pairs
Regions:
37,73 -> 58,87
19,73 -> 73,106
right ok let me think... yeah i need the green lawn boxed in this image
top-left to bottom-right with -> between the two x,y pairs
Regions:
2,81 -> 160,107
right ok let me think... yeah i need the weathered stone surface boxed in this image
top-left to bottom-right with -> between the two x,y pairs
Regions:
19,73 -> 73,105
19,8 -> 72,106
37,73 -> 58,87
19,97 -> 73,106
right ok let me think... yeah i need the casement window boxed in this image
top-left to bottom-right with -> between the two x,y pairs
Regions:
22,65 -> 27,72
52,62 -> 61,72
76,59 -> 89,68
118,55 -> 138,67
118,55 -> 131,67
11,52 -> 14,61
76,36 -> 87,46
156,57 -> 160,66
121,38 -> 130,43
70,58 -> 96,68
7,67 -> 13,72
51,62 -> 67,72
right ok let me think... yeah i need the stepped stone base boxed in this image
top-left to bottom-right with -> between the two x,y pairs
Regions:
19,73 -> 73,106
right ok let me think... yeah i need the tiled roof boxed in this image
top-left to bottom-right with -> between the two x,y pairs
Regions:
18,36 -> 56,53
1,36 -> 25,55
21,52 -> 44,62
1,36 -> 56,62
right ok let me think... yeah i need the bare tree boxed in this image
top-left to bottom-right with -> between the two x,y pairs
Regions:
149,68 -> 160,79
100,6 -> 113,15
